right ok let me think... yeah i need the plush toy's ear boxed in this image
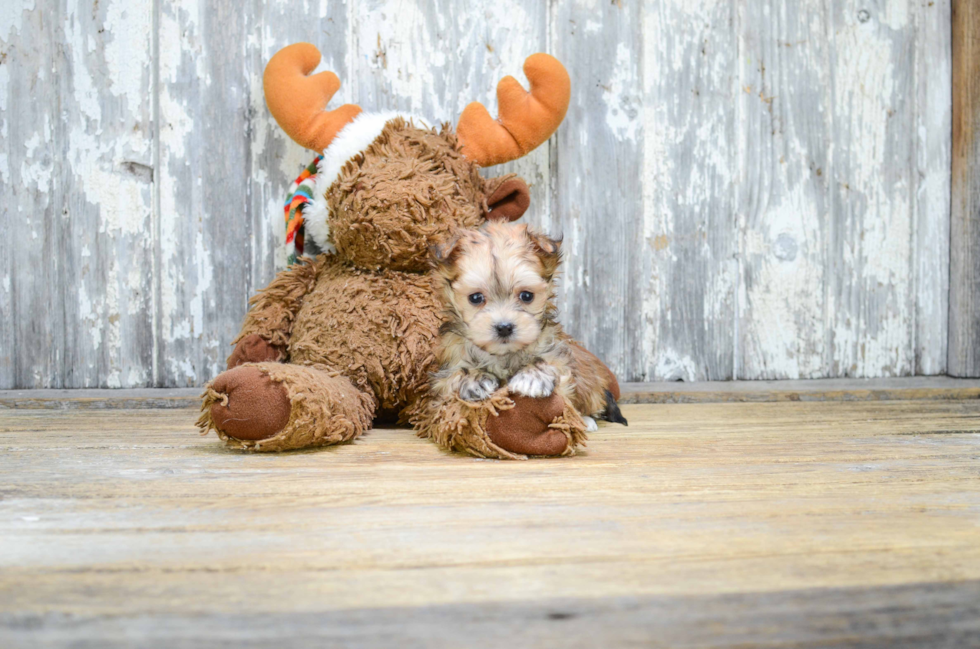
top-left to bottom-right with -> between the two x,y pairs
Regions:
457,53 -> 570,167
485,176 -> 530,222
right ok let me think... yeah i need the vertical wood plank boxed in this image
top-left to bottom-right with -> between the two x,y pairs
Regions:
347,0 -> 552,230
64,0 -> 156,388
738,0 -> 935,380
949,0 -> 980,376
643,0 -> 738,381
737,0 -> 832,379
1,0 -> 155,389
914,0 -> 951,375
156,0 -> 253,386
551,0 -> 644,380
0,2 -> 61,389
827,0 -> 917,377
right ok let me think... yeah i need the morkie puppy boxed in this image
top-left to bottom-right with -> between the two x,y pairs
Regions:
428,220 -> 627,431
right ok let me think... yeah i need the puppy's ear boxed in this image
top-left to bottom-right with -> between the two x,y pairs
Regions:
429,233 -> 464,279
527,227 -> 563,281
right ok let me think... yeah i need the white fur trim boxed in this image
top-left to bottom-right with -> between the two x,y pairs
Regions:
304,111 -> 427,252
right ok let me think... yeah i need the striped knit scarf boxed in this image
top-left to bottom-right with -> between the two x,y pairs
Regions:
283,154 -> 323,265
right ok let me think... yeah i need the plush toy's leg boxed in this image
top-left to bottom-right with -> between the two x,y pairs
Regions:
414,388 -> 587,460
198,363 -> 376,452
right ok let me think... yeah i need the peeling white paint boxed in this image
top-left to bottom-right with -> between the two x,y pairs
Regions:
157,0 -> 201,351
742,182 -> 826,379
641,0 -> 737,380
103,0 -> 152,103
0,0 -> 34,42
653,350 -> 699,382
830,0 -> 915,377
0,61 -> 9,146
126,366 -> 147,386
355,1 -> 450,119
603,42 -> 641,142
20,132 -> 52,188
189,231 -> 213,338
913,0 -> 952,374
65,11 -> 102,123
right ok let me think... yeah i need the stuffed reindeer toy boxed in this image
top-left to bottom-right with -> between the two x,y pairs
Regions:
197,43 -> 621,459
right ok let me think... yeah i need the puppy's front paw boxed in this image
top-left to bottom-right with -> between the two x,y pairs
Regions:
459,374 -> 499,402
508,366 -> 556,398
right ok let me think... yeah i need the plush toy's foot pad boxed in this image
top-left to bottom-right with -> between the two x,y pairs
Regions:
208,365 -> 291,441
486,394 -> 570,456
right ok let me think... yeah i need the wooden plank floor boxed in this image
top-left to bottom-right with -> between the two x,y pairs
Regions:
2,401 -> 980,647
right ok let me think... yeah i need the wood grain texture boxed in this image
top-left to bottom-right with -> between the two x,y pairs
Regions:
1,1 -> 155,388
915,0 -> 952,375
828,0 -> 919,378
0,1 -> 956,386
950,0 -> 980,376
155,0 -> 252,386
552,0 -> 645,379
642,0 -> 737,381
618,375 -> 980,403
3,582 -> 979,648
738,0 -> 950,380
737,0 -> 833,379
1,401 -> 979,646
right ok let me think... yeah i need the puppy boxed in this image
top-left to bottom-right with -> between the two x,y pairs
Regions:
429,220 -> 627,431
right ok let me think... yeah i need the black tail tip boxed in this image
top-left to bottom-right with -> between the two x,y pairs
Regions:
600,389 -> 628,426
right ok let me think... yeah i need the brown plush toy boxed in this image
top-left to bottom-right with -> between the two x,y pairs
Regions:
197,43 -> 621,458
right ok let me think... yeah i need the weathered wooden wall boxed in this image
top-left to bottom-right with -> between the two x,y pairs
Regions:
0,0 -> 952,388
950,0 -> 980,377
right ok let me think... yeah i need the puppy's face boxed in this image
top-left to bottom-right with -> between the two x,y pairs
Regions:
431,221 -> 561,356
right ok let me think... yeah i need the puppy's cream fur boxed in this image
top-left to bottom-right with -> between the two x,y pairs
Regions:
429,221 -> 615,422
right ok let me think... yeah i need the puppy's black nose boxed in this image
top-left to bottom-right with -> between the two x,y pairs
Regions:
494,323 -> 515,338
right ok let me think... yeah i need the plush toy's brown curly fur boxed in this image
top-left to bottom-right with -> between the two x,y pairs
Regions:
288,257 -> 442,418
328,119 -> 486,272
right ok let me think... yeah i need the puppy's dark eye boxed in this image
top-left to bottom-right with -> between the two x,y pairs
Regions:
468,293 -> 485,306
519,291 -> 534,303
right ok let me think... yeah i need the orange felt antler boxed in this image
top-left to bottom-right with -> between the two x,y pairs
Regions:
263,43 -> 362,152
456,54 -> 571,167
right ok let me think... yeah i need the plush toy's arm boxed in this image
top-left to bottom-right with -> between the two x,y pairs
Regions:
228,256 -> 322,367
